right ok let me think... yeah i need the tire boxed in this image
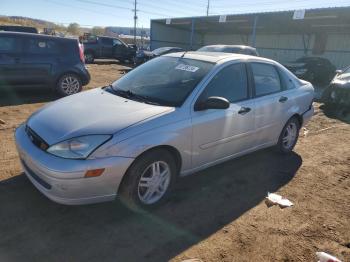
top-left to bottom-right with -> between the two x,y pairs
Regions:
119,149 -> 178,209
84,52 -> 94,63
56,73 -> 82,97
276,117 -> 300,154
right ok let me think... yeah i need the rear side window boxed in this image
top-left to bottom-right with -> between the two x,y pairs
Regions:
251,63 -> 282,97
113,39 -> 123,46
278,68 -> 296,90
204,63 -> 248,103
101,38 -> 113,45
26,39 -> 60,54
0,37 -> 20,53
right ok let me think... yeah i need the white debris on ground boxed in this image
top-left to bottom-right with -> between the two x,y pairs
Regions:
316,251 -> 342,262
302,127 -> 309,137
266,192 -> 294,208
181,259 -> 203,262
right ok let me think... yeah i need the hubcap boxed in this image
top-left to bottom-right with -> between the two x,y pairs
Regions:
61,76 -> 80,95
137,161 -> 171,205
85,54 -> 93,62
282,122 -> 298,149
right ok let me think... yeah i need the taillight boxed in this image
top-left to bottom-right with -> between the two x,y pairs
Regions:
78,42 -> 85,63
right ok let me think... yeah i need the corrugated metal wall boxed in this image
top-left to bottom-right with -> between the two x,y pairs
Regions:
151,22 -> 203,50
203,33 -> 350,68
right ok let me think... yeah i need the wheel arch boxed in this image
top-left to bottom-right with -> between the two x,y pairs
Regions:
117,145 -> 182,194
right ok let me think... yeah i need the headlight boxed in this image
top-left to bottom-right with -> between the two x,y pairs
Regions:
47,135 -> 111,159
295,68 -> 307,75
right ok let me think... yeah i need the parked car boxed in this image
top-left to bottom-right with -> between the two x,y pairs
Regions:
0,25 -> 38,34
0,32 -> 90,96
322,66 -> 350,107
135,46 -> 184,65
197,45 -> 259,56
284,57 -> 336,84
83,36 -> 136,63
15,52 -> 314,207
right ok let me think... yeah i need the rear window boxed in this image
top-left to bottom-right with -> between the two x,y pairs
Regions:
0,36 -> 20,52
26,39 -> 60,54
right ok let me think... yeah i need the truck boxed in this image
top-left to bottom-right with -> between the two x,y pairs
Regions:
82,35 -> 136,64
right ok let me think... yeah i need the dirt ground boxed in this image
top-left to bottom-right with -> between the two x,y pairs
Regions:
0,62 -> 349,262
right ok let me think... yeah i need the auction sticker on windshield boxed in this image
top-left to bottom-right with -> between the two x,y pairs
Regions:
175,64 -> 199,72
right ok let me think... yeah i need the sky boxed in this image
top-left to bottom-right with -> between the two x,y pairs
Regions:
1,0 -> 350,28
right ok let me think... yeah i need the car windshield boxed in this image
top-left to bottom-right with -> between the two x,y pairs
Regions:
111,56 -> 214,107
152,47 -> 173,55
198,46 -> 226,52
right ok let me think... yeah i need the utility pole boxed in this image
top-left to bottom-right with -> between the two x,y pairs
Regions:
206,0 -> 210,16
133,0 -> 138,45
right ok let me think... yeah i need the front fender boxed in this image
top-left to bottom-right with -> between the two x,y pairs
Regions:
91,118 -> 193,172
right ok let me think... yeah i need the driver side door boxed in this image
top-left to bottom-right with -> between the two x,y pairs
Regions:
191,62 -> 256,169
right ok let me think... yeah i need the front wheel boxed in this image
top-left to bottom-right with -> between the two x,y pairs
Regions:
84,52 -> 94,63
119,149 -> 177,209
56,73 -> 82,97
276,117 -> 300,154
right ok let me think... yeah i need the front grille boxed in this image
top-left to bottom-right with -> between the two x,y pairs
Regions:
25,125 -> 49,151
21,160 -> 52,190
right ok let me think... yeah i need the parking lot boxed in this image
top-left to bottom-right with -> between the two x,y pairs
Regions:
0,62 -> 349,261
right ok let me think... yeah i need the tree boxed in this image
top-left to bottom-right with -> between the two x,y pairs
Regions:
67,23 -> 80,35
91,26 -> 105,36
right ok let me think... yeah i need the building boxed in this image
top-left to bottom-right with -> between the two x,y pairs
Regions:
150,6 -> 350,68
105,26 -> 150,38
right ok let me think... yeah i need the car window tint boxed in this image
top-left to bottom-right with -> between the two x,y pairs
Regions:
0,37 -> 19,52
113,39 -> 122,46
251,63 -> 282,96
204,63 -> 248,103
278,68 -> 296,90
101,38 -> 113,45
27,39 -> 59,54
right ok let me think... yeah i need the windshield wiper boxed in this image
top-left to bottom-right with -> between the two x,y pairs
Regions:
114,89 -> 162,106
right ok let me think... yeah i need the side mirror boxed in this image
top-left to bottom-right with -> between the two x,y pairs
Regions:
335,69 -> 343,75
194,96 -> 230,111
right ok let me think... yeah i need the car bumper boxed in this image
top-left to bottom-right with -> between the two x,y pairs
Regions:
302,106 -> 314,126
15,124 -> 134,205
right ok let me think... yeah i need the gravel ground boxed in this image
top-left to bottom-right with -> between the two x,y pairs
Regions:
0,62 -> 349,262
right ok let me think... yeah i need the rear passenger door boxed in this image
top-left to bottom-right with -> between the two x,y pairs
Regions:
248,62 -> 294,145
21,37 -> 61,85
0,35 -> 22,86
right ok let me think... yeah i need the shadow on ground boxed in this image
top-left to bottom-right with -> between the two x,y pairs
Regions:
0,87 -> 57,107
0,149 -> 302,262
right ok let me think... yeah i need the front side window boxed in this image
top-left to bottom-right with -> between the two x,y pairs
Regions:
27,39 -> 59,54
110,56 -> 214,107
0,37 -> 19,52
101,38 -> 113,45
203,63 -> 248,103
113,39 -> 123,46
251,63 -> 282,97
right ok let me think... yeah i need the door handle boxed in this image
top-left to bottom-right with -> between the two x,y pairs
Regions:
238,107 -> 251,115
279,96 -> 288,103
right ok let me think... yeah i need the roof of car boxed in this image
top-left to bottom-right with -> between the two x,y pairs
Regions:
201,45 -> 256,50
166,51 -> 272,63
0,31 -> 77,42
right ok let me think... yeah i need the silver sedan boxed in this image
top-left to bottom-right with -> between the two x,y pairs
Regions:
15,52 -> 314,207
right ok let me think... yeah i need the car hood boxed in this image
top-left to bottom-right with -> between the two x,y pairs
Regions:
27,88 -> 173,145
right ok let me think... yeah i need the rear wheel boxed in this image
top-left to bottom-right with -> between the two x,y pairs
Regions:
84,52 -> 94,63
119,149 -> 177,209
56,73 -> 82,97
276,117 -> 300,154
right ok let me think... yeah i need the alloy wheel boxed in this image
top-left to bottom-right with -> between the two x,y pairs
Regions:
137,161 -> 171,205
61,76 -> 80,95
282,122 -> 298,149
